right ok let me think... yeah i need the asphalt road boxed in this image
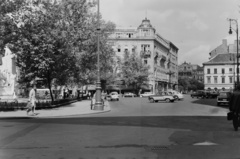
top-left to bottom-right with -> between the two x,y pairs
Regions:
85,94 -> 229,117
0,95 -> 239,159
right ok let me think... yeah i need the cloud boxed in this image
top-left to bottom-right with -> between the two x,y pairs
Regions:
178,11 -> 208,31
179,45 -> 211,65
151,10 -> 174,22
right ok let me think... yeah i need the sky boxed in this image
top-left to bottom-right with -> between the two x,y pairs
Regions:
100,0 -> 240,66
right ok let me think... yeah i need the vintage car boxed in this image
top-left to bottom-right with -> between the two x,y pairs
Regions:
166,90 -> 184,100
140,92 -> 155,97
217,91 -> 231,106
123,92 -> 137,97
190,90 -> 207,98
107,92 -> 119,101
148,92 -> 175,103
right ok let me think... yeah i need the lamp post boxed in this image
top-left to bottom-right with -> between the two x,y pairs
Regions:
94,0 -> 103,110
228,18 -> 239,90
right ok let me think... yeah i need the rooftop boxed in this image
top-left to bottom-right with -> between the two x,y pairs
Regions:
203,53 -> 236,65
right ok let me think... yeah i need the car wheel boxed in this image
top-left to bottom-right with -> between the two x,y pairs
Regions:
150,98 -> 155,103
165,98 -> 170,102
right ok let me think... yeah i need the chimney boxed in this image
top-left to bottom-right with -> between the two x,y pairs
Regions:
222,39 -> 227,46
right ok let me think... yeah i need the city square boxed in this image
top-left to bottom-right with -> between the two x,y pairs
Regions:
0,95 -> 239,159
1,0 -> 240,159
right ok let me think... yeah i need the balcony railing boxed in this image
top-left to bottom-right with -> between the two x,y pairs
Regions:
140,50 -> 151,58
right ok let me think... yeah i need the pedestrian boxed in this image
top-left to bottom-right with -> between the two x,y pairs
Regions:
88,92 -> 91,99
27,85 -> 37,115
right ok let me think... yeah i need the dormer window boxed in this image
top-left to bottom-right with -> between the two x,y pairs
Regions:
143,29 -> 149,36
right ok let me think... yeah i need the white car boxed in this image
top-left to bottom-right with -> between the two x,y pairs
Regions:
166,90 -> 184,100
148,92 -> 175,103
108,92 -> 119,101
140,92 -> 155,97
123,92 -> 137,97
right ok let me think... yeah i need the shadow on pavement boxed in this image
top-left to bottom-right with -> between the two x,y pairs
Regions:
0,116 -> 233,132
191,98 -> 229,109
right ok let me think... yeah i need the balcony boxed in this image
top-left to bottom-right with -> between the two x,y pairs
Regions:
140,50 -> 151,58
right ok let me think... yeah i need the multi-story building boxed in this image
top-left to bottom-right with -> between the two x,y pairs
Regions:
108,18 -> 179,94
178,62 -> 204,83
203,39 -> 238,91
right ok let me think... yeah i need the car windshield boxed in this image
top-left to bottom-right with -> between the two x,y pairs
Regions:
219,92 -> 227,96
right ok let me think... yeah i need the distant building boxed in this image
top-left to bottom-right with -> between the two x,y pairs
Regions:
108,18 -> 179,94
203,39 -> 238,91
178,62 -> 204,82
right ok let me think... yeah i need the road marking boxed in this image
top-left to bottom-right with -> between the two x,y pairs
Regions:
193,141 -> 218,146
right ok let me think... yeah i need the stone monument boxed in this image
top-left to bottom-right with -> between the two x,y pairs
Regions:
0,46 -> 17,99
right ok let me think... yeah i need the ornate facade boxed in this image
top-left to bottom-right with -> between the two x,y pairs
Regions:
178,62 -> 204,83
108,18 -> 179,94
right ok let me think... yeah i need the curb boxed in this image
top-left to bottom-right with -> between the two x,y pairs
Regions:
0,100 -> 111,119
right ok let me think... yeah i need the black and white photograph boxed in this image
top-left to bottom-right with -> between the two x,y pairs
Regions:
0,0 -> 240,158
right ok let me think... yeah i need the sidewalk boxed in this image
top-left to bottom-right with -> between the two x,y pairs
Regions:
0,100 -> 111,118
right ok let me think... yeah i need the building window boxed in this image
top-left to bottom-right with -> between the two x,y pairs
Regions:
214,68 -> 217,74
160,59 -> 165,68
141,44 -> 150,52
117,48 -> 121,52
214,77 -> 218,84
207,76 -> 211,83
222,68 -> 225,74
229,76 -> 233,83
222,77 -> 225,83
207,69 -> 210,74
229,68 -> 233,73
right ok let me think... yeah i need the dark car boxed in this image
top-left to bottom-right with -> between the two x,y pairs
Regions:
205,90 -> 219,98
217,91 -> 231,106
190,90 -> 207,98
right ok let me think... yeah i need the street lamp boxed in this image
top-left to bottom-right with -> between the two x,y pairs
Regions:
228,18 -> 239,90
94,0 -> 103,110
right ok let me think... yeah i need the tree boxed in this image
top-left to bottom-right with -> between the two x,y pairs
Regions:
0,0 -> 27,54
178,77 -> 204,92
121,50 -> 150,90
74,18 -> 116,88
0,0 -> 116,101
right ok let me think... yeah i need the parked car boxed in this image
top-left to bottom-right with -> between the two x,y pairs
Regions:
217,91 -> 231,106
190,90 -> 207,98
123,92 -> 137,97
205,90 -> 219,98
166,90 -> 184,100
148,92 -> 175,103
140,92 -> 155,97
107,92 -> 119,101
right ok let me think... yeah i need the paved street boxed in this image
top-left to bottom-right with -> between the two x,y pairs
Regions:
0,95 -> 239,159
